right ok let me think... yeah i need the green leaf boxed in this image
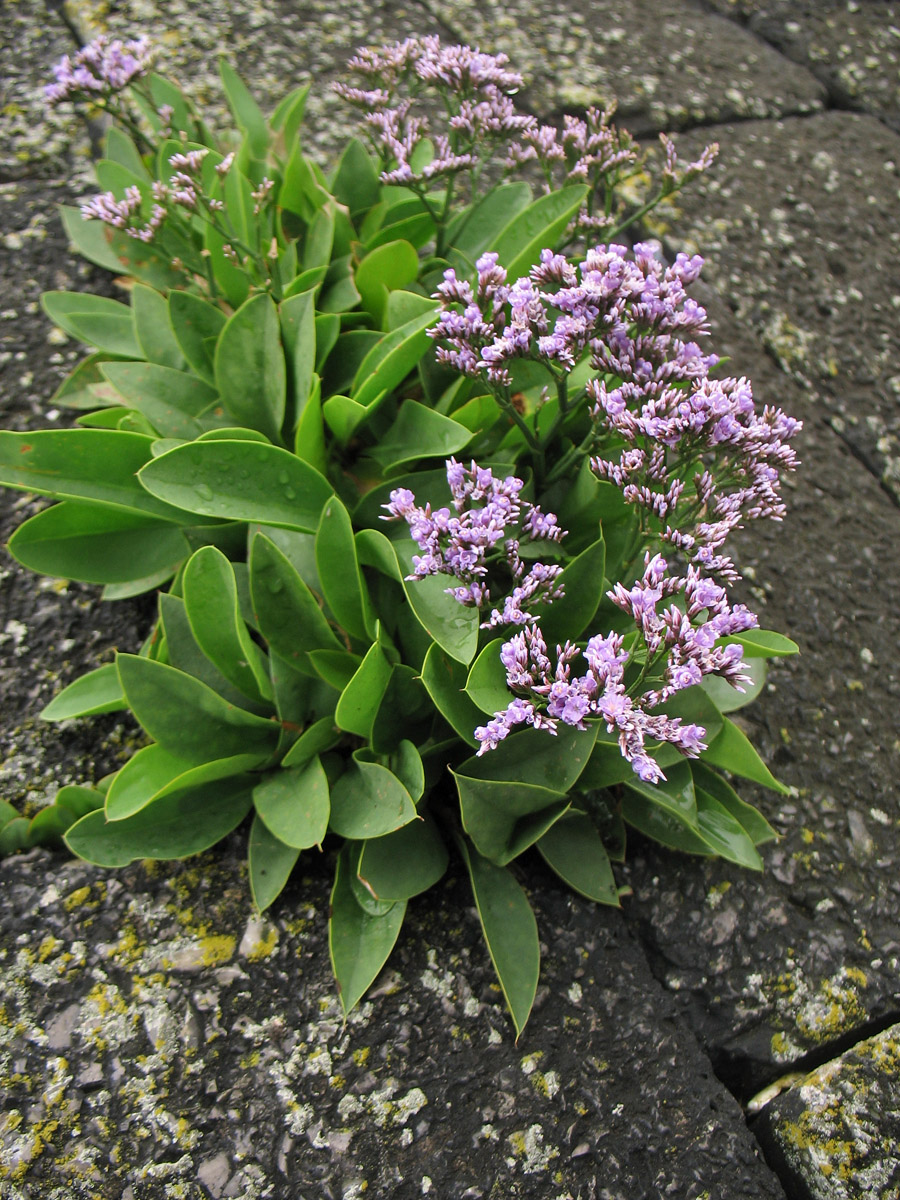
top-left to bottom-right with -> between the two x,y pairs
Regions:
461,722 -> 599,791
159,592 -> 268,713
168,292 -> 227,384
579,733 -> 635,790
370,666 -> 431,754
695,788 -> 764,869
536,536 -> 605,646
355,240 -> 420,325
322,394 -> 370,445
355,528 -> 403,581
116,653 -> 279,763
40,663 -> 125,720
249,814 -> 300,912
399,554 -> 479,665
328,752 -> 417,839
0,819 -> 31,854
54,786 -> 105,819
139,439 -> 333,530
106,744 -> 263,820
702,717 -> 790,793
329,845 -> 406,1016
367,401 -> 471,473
270,82 -> 310,144
701,656 -> 766,713
455,769 -> 569,865
294,375 -> 327,473
51,354 -> 118,411
493,186 -> 590,278
350,307 -> 439,408
219,59 -> 269,158
27,805 -> 80,847
8,503 -> 188,584
421,643 -> 481,746
357,815 -> 448,902
458,838 -> 539,1037
223,165 -> 258,251
623,760 -> 698,825
42,292 -> 141,358
214,293 -> 286,442
303,205 -> 335,271
280,291 -> 316,429
0,429 -> 198,522
330,137 -> 381,217
651,686 -> 724,766
308,649 -> 361,691
253,757 -> 330,848
281,717 -> 341,768
60,206 -> 181,290
131,284 -> 184,369
691,761 -> 776,845
465,638 -> 512,715
446,182 -> 533,268
249,532 -> 344,663
183,546 -> 273,703
388,739 -> 425,805
620,790 -> 714,857
536,810 -> 619,905
64,776 -> 253,866
101,362 -> 217,440
315,496 -> 370,640
59,205 -> 123,272
104,126 -> 149,178
729,629 -> 800,658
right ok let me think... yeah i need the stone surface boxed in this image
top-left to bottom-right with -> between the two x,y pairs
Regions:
423,0 -> 825,129
704,0 -> 900,130
754,1022 -> 900,1199
0,847 -> 785,1199
655,112 -> 900,502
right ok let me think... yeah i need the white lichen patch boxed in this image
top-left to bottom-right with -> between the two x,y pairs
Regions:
506,1123 -> 559,1174
768,964 -> 870,1062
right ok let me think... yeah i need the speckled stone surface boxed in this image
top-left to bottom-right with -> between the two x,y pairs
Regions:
2,2 -> 900,1198
420,0 -> 826,128
754,1023 -> 900,1200
0,848 -> 785,1199
703,0 -> 900,130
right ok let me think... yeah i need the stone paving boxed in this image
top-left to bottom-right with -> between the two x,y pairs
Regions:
1,2 -> 899,1197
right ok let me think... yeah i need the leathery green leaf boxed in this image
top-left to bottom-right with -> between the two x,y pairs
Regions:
65,776 -> 253,866
335,643 -> 393,737
101,362 -> 217,440
253,756 -> 330,848
493,185 -> 589,278
458,838 -> 539,1038
701,655 -> 766,713
116,653 -> 279,764
350,307 -> 439,409
535,536 -> 605,646
139,440 -> 333,530
168,291 -> 226,383
729,629 -> 799,658
446,182 -> 533,269
329,845 -> 407,1016
355,239 -> 419,325
357,815 -> 448,902
367,401 -> 471,473
214,293 -> 286,442
695,789 -> 764,869
465,638 -> 512,716
249,532 -> 344,665
702,717 -> 790,793
42,292 -> 141,358
106,744 -> 264,820
316,496 -> 370,640
219,58 -> 269,158
0,429 -> 198,522
280,290 -> 316,430
131,283 -> 184,369
41,663 -> 125,720
8,503 -> 188,585
281,717 -> 341,768
398,554 -> 479,665
328,752 -> 417,839
620,790 -> 714,858
421,643 -> 481,746
459,722 -> 599,792
536,810 -> 620,905
691,761 -> 776,845
183,546 -> 273,703
623,760 -> 698,826
249,814 -> 300,912
455,768 -> 569,865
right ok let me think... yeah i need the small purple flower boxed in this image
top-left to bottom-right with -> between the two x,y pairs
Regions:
46,35 -> 155,106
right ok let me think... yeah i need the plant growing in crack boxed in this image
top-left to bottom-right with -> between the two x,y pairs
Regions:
0,33 -> 799,1035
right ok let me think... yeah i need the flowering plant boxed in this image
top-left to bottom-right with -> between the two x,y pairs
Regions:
0,35 -> 799,1034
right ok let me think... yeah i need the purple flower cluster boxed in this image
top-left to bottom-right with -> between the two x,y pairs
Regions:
431,241 -> 713,388
383,459 -> 566,628
476,551 -> 757,781
46,35 -> 155,106
334,37 -> 532,187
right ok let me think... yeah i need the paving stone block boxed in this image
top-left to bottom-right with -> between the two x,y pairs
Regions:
652,112 -> 900,501
704,0 -> 900,130
0,850 -> 786,1199
753,1022 -> 900,1200
419,0 -> 824,128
